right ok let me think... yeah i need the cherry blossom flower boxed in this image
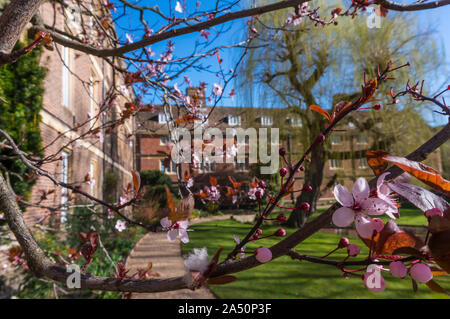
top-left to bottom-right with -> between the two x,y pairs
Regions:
410,263 -> 433,283
160,217 -> 190,243
212,83 -> 223,96
184,247 -> 209,273
107,209 -> 114,219
186,177 -> 194,188
204,185 -> 220,202
332,177 -> 394,238
115,220 -> 126,232
175,1 -> 183,13
248,186 -> 264,200
233,235 -> 246,259
376,172 -> 399,219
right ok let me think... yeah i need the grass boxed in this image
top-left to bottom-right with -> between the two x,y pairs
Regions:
181,219 -> 450,299
311,207 -> 427,227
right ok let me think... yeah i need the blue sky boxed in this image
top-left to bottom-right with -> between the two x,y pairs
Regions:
113,1 -> 450,127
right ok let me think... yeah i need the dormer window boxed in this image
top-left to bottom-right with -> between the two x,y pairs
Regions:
158,113 -> 168,124
260,116 -> 273,126
228,115 -> 241,126
289,117 -> 302,127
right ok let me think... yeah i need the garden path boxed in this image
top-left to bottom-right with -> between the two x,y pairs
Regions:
125,214 -> 254,299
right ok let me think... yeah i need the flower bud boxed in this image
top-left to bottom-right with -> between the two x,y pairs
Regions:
274,228 -> 286,237
258,180 -> 266,189
255,247 -> 272,263
299,166 -> 305,171
302,185 -> 312,192
338,237 -> 350,249
298,202 -> 310,211
279,147 -> 286,156
256,228 -> 263,236
276,214 -> 286,222
410,263 -> 433,283
315,134 -> 326,143
279,167 -> 287,177
389,261 -> 407,278
425,208 -> 443,219
347,244 -> 360,257
372,104 -> 382,110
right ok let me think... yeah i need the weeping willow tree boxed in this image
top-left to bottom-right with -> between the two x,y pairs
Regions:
238,0 -> 442,227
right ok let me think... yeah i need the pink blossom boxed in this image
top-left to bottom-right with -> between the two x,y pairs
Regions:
107,209 -> 114,219
347,244 -> 360,257
233,235 -> 246,259
390,261 -> 408,278
376,172 -> 399,219
186,178 -> 194,188
212,83 -> 223,96
115,220 -> 126,232
184,247 -> 209,273
248,187 -> 264,201
160,217 -> 190,243
204,186 -> 220,202
332,177 -> 394,238
410,263 -> 433,283
255,247 -> 272,263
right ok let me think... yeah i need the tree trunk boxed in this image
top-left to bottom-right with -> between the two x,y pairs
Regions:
286,140 -> 326,228
0,0 -> 44,55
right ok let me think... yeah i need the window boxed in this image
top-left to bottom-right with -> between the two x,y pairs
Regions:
357,135 -> 368,144
228,115 -> 241,126
199,158 -> 215,173
160,135 -> 169,145
289,117 -> 302,127
160,159 -> 177,174
90,162 -> 97,197
234,156 -> 249,171
62,45 -> 70,108
331,136 -> 341,145
358,157 -> 369,169
61,152 -> 69,223
260,116 -> 273,126
158,113 -> 168,124
330,159 -> 343,169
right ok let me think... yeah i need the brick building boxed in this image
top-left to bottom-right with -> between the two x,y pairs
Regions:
135,87 -> 444,206
22,3 -> 135,225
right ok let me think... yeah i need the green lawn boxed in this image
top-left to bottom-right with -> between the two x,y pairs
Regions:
311,207 -> 427,227
181,219 -> 449,299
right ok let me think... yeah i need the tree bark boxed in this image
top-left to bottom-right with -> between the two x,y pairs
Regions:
287,141 -> 325,227
0,0 -> 44,55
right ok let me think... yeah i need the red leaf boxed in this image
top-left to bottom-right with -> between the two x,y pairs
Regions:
210,176 -> 218,186
131,170 -> 141,193
309,105 -> 331,122
384,156 -> 450,197
366,150 -> 389,176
